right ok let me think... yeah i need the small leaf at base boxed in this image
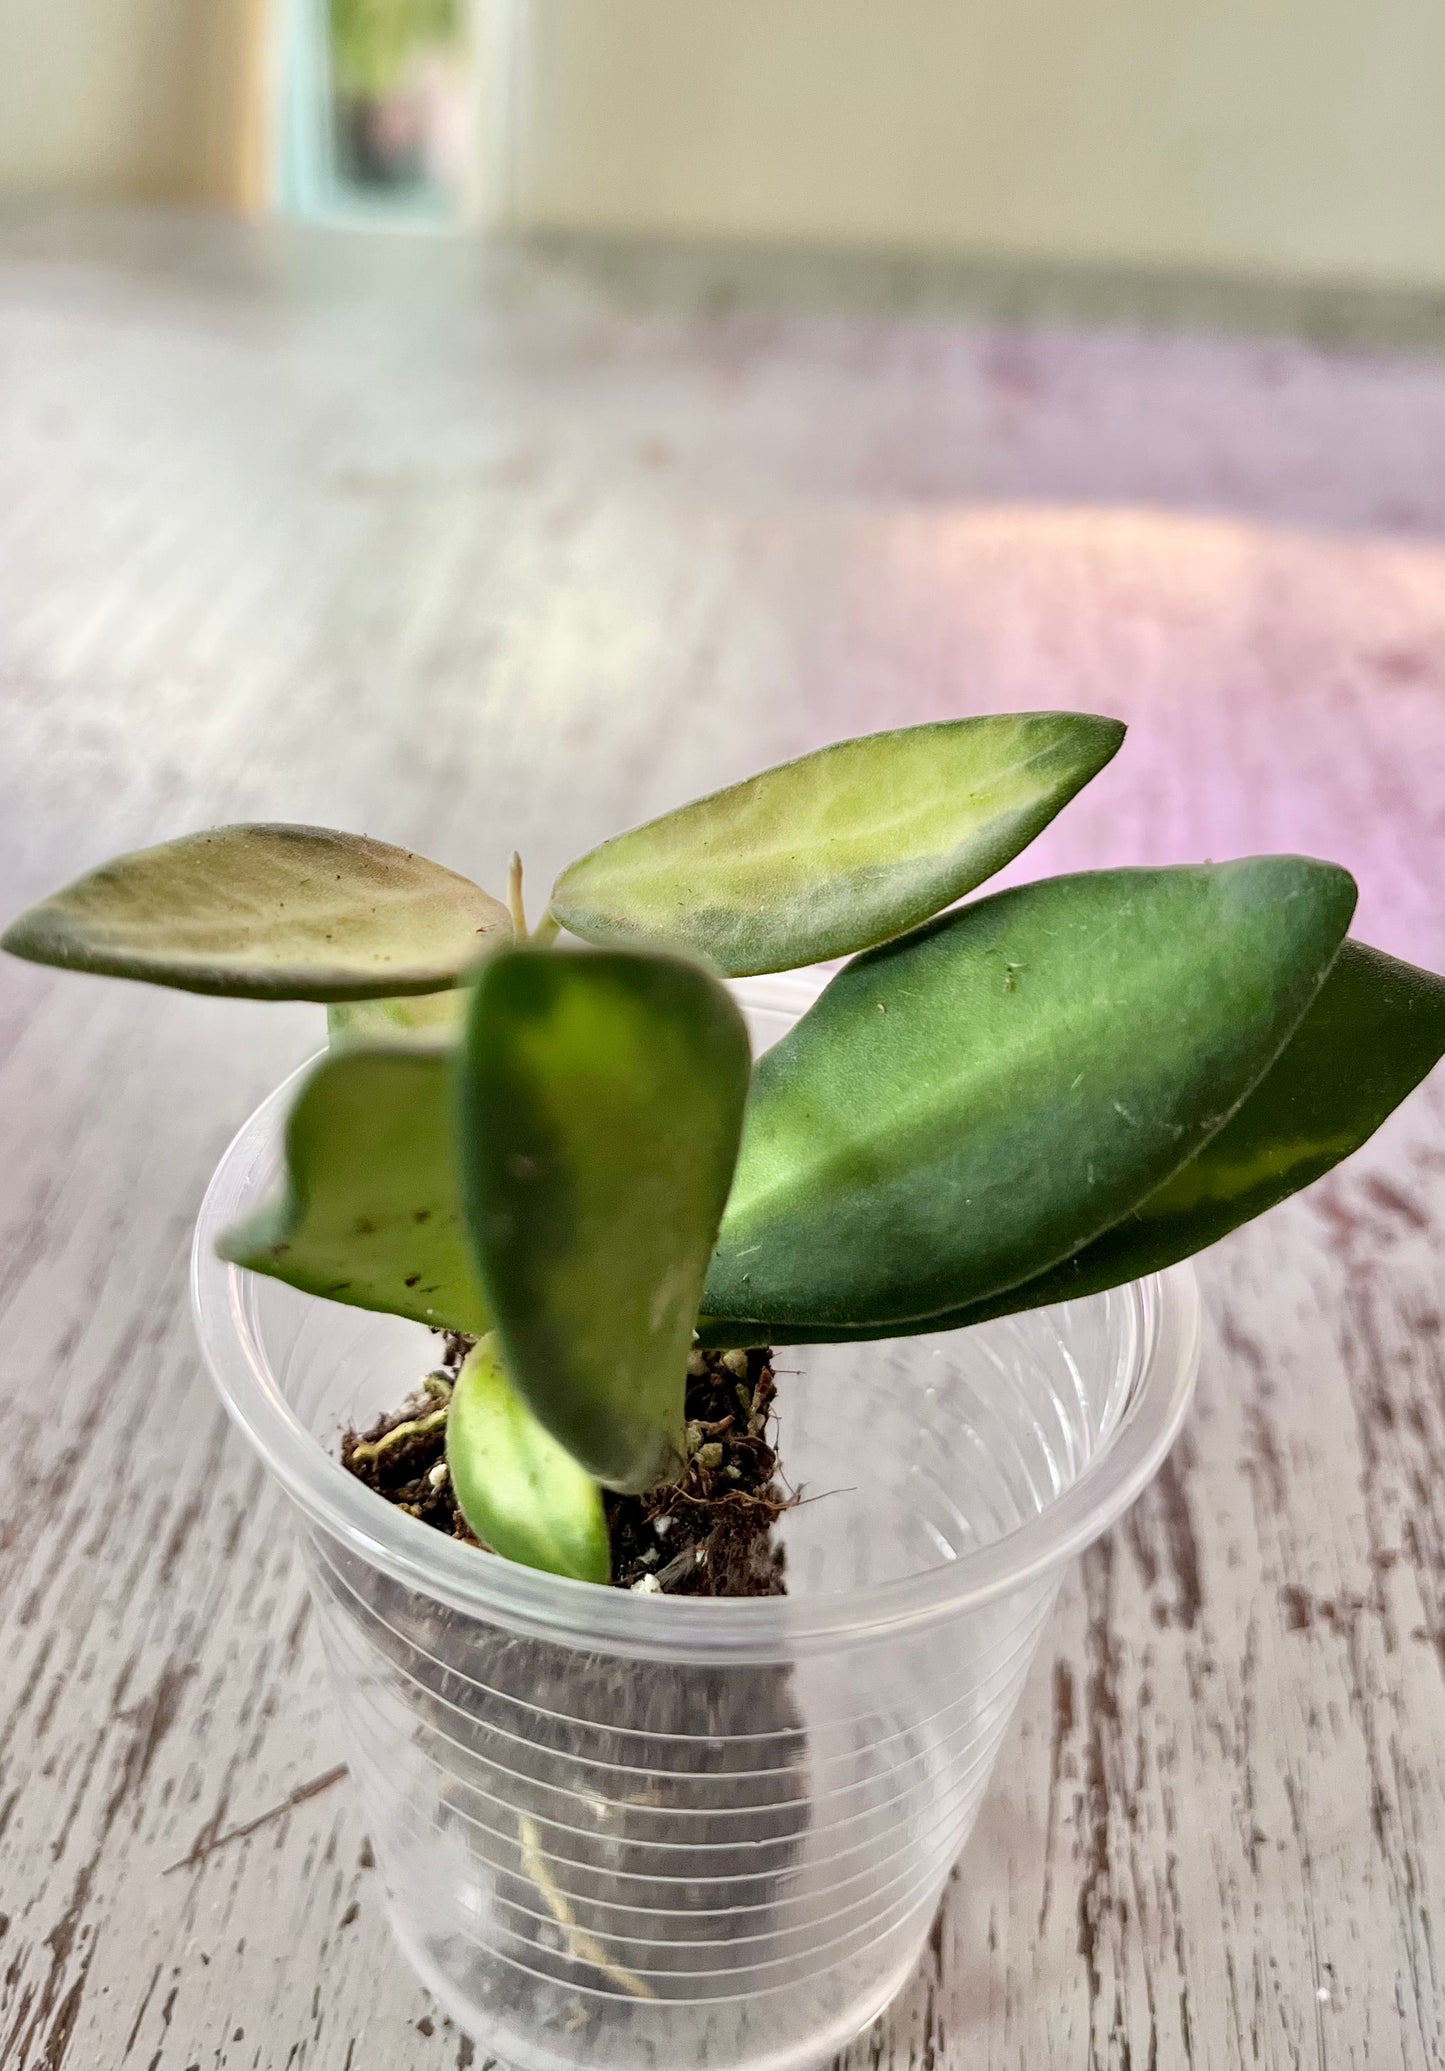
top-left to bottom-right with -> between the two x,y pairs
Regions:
447,1337 -> 610,1584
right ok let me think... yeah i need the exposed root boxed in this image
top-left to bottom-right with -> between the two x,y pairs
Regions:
518,1815 -> 656,1999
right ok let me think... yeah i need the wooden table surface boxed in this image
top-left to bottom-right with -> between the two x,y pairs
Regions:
1,210 -> 1443,2071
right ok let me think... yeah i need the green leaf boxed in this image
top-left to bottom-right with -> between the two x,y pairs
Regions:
550,714 -> 1125,977
447,1336 -> 611,1583
459,946 -> 751,1492
2,824 -> 510,1001
701,858 -> 1357,1332
327,989 -> 467,1047
218,1046 -> 489,1333
703,936 -> 1445,1345
938,936 -> 1445,1323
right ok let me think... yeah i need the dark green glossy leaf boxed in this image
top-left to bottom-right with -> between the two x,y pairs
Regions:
933,936 -> 1445,1324
3,824 -> 510,1000
446,1337 -> 610,1583
459,947 -> 751,1492
551,714 -> 1124,977
218,1046 -> 489,1332
702,937 -> 1445,1345
702,859 -> 1356,1332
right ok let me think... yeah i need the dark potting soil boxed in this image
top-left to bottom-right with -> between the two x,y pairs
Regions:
341,1336 -> 789,1598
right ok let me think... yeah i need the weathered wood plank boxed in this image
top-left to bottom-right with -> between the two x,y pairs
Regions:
0,210 -> 1441,2071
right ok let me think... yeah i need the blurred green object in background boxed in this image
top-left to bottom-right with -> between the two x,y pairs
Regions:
328,0 -> 461,100
277,0 -> 478,224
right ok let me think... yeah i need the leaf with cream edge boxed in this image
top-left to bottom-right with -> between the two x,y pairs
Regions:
218,1046 -> 489,1333
550,714 -> 1125,977
458,946 -> 751,1492
701,859 -> 1357,1333
700,936 -> 1445,1345
447,1337 -> 611,1583
2,824 -> 510,1000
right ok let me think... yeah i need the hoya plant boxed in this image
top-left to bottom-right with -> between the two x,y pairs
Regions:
7,715 -> 1443,1587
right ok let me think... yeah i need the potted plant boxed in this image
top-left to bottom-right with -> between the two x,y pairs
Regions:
8,713 -> 1442,2071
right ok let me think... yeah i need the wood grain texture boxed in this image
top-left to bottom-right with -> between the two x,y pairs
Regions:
1,209 -> 1442,2071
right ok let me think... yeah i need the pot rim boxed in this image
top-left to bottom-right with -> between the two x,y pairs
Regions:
191,980 -> 1201,1661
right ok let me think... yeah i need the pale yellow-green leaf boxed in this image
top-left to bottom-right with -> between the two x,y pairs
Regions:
218,1045 -> 489,1333
3,824 -> 510,1001
446,1337 -> 610,1583
550,714 -> 1124,976
327,989 -> 469,1047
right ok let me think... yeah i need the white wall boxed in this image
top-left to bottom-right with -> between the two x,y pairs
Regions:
0,0 -> 265,207
507,0 -> 1445,289
2,0 -> 1442,291
0,0 -> 194,197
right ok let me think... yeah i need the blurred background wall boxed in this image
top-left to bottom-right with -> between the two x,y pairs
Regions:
0,0 -> 269,210
508,0 -> 1445,289
0,0 -> 203,200
1,0 -> 1442,288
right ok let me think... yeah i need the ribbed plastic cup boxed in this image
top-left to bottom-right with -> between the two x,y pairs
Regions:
192,976 -> 1200,2071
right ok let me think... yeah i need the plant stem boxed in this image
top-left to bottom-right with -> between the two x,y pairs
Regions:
507,852 -> 528,940
531,908 -> 560,948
